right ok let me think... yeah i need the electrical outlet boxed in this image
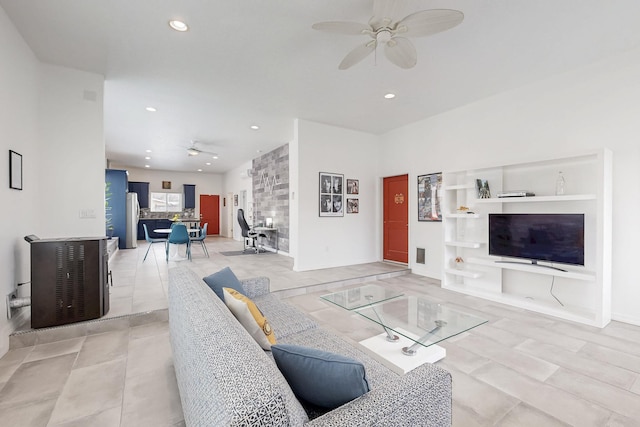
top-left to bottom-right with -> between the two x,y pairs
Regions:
6,290 -> 17,320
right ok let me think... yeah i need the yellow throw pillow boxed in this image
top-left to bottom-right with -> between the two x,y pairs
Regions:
223,288 -> 276,350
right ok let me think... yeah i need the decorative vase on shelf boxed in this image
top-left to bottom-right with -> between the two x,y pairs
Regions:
555,171 -> 565,196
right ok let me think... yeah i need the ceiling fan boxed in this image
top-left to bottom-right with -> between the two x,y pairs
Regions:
312,0 -> 463,70
183,140 -> 219,158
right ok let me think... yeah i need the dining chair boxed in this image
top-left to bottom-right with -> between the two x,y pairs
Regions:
166,223 -> 191,262
142,223 -> 167,262
190,223 -> 209,257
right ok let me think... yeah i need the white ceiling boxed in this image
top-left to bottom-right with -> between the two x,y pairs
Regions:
3,0 -> 640,173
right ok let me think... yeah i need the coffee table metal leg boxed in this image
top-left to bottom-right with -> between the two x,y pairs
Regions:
402,320 -> 447,356
365,295 -> 399,342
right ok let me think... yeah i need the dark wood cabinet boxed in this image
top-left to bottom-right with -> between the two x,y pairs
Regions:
29,237 -> 109,328
184,184 -> 196,209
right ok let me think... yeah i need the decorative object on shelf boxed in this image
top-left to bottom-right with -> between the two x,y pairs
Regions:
457,205 -> 470,213
417,172 -> 442,221
162,180 -> 172,189
476,179 -> 491,199
454,257 -> 464,269
347,198 -> 359,214
346,179 -> 359,194
555,171 -> 565,195
9,150 -> 22,190
319,172 -> 344,217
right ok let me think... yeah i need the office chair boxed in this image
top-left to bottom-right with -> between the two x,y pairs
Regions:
142,223 -> 167,262
237,208 -> 266,253
166,223 -> 191,262
190,223 -> 209,257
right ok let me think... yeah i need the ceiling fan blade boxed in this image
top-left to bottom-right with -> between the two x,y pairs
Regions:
339,42 -> 376,70
384,37 -> 417,69
395,9 -> 464,37
370,0 -> 407,29
312,21 -> 372,35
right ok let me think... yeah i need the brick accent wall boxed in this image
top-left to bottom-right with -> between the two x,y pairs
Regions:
252,144 -> 289,253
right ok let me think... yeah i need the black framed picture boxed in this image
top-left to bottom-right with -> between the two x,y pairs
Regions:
417,172 -> 442,221
347,198 -> 359,214
9,150 -> 22,190
319,172 -> 344,217
347,179 -> 359,195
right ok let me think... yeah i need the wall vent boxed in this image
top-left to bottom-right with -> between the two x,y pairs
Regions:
416,248 -> 426,264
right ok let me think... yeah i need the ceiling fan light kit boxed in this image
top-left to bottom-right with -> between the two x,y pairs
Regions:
313,0 -> 463,70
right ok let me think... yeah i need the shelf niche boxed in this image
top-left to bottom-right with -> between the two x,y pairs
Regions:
441,149 -> 612,328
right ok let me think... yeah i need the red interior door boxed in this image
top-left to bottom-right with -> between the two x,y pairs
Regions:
200,195 -> 220,235
383,175 -> 409,263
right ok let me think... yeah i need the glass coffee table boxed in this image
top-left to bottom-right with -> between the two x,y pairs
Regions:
320,284 -> 403,310
355,296 -> 487,373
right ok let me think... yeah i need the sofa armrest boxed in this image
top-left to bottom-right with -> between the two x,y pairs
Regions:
306,363 -> 452,427
241,276 -> 271,299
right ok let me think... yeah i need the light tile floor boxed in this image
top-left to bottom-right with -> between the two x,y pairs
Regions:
1,237 -> 640,426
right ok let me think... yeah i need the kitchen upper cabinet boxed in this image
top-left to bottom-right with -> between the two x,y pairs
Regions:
128,181 -> 150,208
184,184 -> 196,209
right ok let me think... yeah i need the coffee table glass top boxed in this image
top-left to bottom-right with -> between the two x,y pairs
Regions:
355,296 -> 487,350
321,284 -> 404,310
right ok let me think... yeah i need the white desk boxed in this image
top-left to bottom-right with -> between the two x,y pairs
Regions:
253,227 -> 278,252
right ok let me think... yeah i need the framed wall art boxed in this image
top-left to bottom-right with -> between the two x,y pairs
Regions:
9,150 -> 22,190
417,172 -> 442,221
319,172 -> 343,217
346,179 -> 359,195
347,198 -> 359,214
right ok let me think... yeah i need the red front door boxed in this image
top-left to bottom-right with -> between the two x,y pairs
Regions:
383,175 -> 409,263
200,195 -> 220,235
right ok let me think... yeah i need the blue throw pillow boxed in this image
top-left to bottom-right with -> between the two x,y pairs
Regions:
271,344 -> 369,409
203,267 -> 244,301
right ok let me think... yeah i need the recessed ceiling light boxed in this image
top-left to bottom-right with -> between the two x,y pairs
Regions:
169,20 -> 188,32
256,150 -> 262,153
384,93 -> 396,99
250,125 -> 260,130
145,156 -> 151,160
145,107 -> 157,112
145,164 -> 150,168
205,162 -> 211,165
197,168 -> 203,172
146,149 -> 152,153
212,155 -> 219,159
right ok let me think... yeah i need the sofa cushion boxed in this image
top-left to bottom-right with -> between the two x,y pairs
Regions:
271,344 -> 370,409
203,267 -> 244,301
223,288 -> 276,350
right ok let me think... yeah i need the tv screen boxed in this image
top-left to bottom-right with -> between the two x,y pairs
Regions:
488,213 -> 585,266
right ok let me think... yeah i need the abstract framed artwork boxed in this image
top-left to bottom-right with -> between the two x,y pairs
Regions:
319,172 -> 344,217
417,172 -> 442,221
9,150 -> 22,190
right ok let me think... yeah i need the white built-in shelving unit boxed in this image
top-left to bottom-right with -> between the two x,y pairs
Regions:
441,149 -> 612,327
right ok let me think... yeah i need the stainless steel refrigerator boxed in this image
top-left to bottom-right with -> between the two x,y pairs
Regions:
125,192 -> 140,248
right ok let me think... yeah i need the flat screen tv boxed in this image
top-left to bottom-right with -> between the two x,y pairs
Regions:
488,213 -> 585,269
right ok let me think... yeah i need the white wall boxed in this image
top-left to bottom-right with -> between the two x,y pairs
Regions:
0,6 -> 40,355
293,120 -> 381,271
1,8 -> 106,355
114,166 -> 223,223
379,47 -> 640,325
38,64 -> 105,237
222,160 -> 253,240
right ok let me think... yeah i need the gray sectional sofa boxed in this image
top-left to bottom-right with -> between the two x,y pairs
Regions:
168,266 -> 452,426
